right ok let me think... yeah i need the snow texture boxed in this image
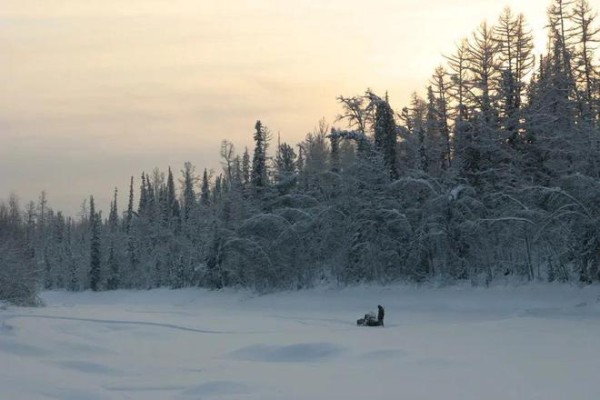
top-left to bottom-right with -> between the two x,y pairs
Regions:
1,284 -> 600,399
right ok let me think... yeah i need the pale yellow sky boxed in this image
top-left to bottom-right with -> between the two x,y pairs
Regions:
1,0 -> 557,215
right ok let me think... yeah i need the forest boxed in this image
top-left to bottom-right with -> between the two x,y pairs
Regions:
2,0 -> 600,304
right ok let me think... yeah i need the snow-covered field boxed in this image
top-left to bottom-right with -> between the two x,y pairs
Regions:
1,284 -> 600,400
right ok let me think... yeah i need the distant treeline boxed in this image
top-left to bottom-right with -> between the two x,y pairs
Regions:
2,0 -> 600,304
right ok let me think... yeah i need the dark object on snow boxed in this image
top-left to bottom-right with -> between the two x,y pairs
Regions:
356,313 -> 371,326
356,305 -> 384,327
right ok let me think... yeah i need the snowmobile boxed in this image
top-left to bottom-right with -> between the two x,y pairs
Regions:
356,311 -> 382,327
357,305 -> 384,327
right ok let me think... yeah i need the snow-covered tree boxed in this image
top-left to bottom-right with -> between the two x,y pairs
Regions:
89,196 -> 102,291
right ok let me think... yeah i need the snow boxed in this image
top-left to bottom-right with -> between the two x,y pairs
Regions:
1,284 -> 600,400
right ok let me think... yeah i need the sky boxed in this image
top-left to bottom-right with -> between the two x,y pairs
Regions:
1,0 -> 556,217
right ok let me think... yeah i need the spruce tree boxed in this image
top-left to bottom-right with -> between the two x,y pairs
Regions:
125,177 -> 134,233
166,167 -> 180,224
138,172 -> 148,216
201,168 -> 210,206
108,188 -> 118,229
425,86 -> 444,176
181,162 -> 197,222
125,176 -> 138,288
89,196 -> 101,291
213,174 -> 222,204
106,189 -> 120,290
251,120 -> 269,190
275,142 -> 297,184
430,66 -> 452,169
242,147 -> 251,187
329,130 -> 341,173
370,91 -> 398,179
297,144 -> 305,174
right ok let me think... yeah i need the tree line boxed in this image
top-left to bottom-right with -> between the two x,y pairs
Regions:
2,0 -> 600,304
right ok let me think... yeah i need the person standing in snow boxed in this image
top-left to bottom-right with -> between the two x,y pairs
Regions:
377,305 -> 384,327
